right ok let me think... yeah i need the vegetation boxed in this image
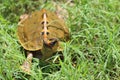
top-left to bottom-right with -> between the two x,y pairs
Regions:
0,0 -> 120,80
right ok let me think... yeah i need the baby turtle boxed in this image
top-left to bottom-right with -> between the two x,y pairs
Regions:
17,9 -> 69,73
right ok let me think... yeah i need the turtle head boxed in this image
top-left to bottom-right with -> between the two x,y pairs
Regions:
43,38 -> 59,49
41,38 -> 59,60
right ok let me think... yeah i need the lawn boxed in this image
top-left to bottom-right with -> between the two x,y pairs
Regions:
0,0 -> 120,80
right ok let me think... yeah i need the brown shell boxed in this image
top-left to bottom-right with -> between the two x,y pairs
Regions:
17,9 -> 69,51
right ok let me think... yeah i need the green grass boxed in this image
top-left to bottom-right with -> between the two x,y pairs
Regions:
0,0 -> 120,80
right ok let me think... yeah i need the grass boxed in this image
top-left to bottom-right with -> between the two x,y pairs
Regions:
0,0 -> 120,80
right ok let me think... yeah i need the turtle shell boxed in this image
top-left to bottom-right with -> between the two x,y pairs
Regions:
17,9 -> 69,51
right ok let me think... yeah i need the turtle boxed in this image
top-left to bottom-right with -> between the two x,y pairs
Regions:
17,9 -> 69,73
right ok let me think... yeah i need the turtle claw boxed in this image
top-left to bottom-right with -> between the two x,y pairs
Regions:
21,61 -> 31,74
20,52 -> 33,74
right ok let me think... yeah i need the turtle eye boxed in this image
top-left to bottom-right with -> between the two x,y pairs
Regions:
41,21 -> 44,24
41,21 -> 49,24
41,31 -> 49,35
46,32 -> 49,35
41,32 -> 44,35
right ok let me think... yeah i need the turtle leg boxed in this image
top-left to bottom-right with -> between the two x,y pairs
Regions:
21,52 -> 33,74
